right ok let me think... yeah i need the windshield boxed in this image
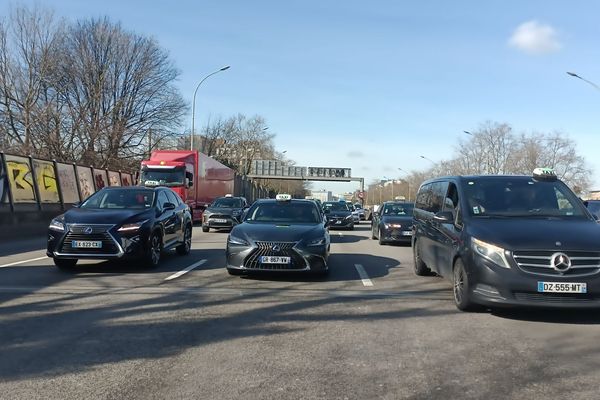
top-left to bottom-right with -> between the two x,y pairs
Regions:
140,168 -> 185,187
323,202 -> 349,212
382,203 -> 414,216
212,198 -> 243,208
81,189 -> 154,209
245,202 -> 321,224
463,178 -> 586,218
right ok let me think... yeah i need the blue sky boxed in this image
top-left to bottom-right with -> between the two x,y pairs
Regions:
3,0 -> 600,193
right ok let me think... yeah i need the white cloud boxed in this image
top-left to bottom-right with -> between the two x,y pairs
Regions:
508,20 -> 562,55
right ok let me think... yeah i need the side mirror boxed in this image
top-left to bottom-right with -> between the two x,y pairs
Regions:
186,172 -> 194,187
72,201 -> 81,208
163,202 -> 176,211
434,211 -> 454,223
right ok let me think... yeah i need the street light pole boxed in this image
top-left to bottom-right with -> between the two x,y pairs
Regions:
420,155 -> 436,165
191,65 -> 231,151
398,167 -> 410,201
567,71 -> 600,92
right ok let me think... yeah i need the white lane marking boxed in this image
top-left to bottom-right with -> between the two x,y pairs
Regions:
164,259 -> 207,281
0,256 -> 48,268
354,264 -> 373,287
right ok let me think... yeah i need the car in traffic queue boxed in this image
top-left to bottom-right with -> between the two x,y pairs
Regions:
354,203 -> 366,221
202,195 -> 248,232
346,202 -> 361,223
225,194 -> 330,276
322,201 -> 354,230
47,186 -> 193,270
371,201 -> 414,245
412,168 -> 600,311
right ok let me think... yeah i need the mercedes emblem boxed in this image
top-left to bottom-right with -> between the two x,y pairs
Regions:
550,252 -> 571,273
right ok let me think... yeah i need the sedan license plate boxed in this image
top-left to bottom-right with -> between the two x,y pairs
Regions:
260,256 -> 291,264
72,240 -> 102,249
537,282 -> 587,293
401,231 -> 413,236
212,219 -> 228,224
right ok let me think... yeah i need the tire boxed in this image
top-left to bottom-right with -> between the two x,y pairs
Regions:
453,258 -> 481,311
349,223 -> 354,231
54,258 -> 77,271
202,226 -> 209,233
227,268 -> 243,276
144,232 -> 162,268
413,239 -> 431,276
176,224 -> 192,255
378,228 -> 386,245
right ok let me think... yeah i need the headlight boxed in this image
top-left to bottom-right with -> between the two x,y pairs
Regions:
307,237 -> 326,247
472,238 -> 511,269
228,234 -> 249,246
117,219 -> 148,233
49,217 -> 65,232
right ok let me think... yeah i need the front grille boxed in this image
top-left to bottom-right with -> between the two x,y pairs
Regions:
513,250 -> 600,277
60,232 -> 120,254
68,224 -> 113,234
513,292 -> 600,304
243,241 -> 306,270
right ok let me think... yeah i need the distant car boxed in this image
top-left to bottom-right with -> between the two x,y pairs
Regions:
202,195 -> 248,232
47,186 -> 192,270
345,203 -> 361,223
371,202 -> 414,245
225,195 -> 330,276
354,203 -> 366,220
323,201 -> 354,230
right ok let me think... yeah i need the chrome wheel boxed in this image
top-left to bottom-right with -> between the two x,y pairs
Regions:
453,264 -> 465,305
184,226 -> 191,252
150,234 -> 161,265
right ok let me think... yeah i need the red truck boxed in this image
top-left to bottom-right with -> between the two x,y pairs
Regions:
140,150 -> 235,222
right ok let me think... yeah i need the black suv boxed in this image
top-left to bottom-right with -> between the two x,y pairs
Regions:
202,195 -> 248,232
412,169 -> 600,311
47,186 -> 193,270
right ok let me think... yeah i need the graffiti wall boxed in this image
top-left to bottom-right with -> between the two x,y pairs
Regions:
56,163 -> 80,204
76,166 -> 95,200
93,168 -> 108,190
5,155 -> 36,203
122,173 -> 132,186
33,159 -> 60,203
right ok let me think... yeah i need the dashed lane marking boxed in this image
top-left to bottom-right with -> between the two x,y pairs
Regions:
354,263 -> 373,287
164,259 -> 207,281
0,256 -> 48,268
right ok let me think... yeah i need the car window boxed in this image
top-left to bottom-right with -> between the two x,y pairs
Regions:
246,202 -> 321,223
323,202 -> 349,211
80,189 -> 154,209
415,183 -> 432,211
213,197 -> 243,208
383,203 -> 414,215
156,191 -> 169,210
165,190 -> 179,206
586,201 -> 600,216
463,177 -> 586,218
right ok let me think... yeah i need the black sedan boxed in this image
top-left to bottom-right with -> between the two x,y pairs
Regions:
47,186 -> 193,270
202,195 -> 248,232
225,195 -> 330,276
371,202 -> 414,245
322,201 -> 354,230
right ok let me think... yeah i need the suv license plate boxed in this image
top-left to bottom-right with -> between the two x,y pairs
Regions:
212,219 -> 227,224
260,256 -> 291,264
537,282 -> 587,293
72,240 -> 102,249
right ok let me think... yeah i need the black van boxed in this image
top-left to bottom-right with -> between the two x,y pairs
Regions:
412,169 -> 600,311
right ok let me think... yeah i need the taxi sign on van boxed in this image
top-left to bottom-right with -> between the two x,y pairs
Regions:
276,194 -> 292,201
533,167 -> 557,181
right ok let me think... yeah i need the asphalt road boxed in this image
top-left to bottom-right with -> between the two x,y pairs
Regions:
1,224 -> 600,399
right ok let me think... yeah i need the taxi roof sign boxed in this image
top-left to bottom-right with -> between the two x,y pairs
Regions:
276,194 -> 292,201
533,167 -> 557,181
225,194 -> 233,197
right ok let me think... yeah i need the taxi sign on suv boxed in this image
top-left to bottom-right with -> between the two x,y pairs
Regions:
412,168 -> 600,311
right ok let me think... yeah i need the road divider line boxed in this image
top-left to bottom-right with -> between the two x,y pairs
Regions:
354,264 -> 373,287
0,256 -> 48,268
164,259 -> 207,281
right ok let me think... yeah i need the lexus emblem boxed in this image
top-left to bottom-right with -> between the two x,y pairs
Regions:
83,226 -> 93,235
550,252 -> 571,272
271,245 -> 281,252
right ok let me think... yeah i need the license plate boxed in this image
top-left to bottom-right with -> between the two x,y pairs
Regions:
402,231 -> 413,236
212,219 -> 228,224
72,240 -> 102,249
260,256 -> 291,264
537,282 -> 587,293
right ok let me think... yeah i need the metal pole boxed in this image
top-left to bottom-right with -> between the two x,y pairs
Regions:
191,66 -> 230,151
28,156 -> 42,211
52,159 -> 65,210
1,152 -> 15,212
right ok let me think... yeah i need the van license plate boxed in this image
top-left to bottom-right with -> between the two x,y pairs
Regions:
537,282 -> 587,293
260,256 -> 291,264
72,241 -> 102,249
